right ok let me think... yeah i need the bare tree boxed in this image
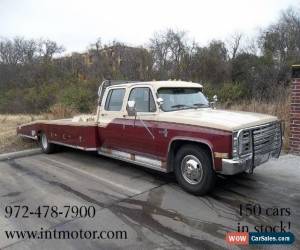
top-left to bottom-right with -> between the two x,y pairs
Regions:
226,32 -> 243,60
38,39 -> 65,60
149,29 -> 188,78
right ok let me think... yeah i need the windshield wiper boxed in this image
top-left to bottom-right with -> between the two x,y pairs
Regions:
171,104 -> 194,109
193,103 -> 209,108
171,103 -> 208,110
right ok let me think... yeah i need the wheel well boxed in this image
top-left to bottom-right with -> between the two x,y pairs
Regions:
167,140 -> 214,172
37,130 -> 42,140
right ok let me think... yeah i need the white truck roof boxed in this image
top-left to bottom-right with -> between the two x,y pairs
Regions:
107,80 -> 203,90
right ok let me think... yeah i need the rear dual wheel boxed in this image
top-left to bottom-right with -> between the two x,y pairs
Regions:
39,132 -> 56,154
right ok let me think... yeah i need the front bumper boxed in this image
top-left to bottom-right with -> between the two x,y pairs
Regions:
220,156 -> 253,175
219,148 -> 281,175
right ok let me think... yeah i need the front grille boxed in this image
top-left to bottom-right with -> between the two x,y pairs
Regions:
239,122 -> 282,157
252,122 -> 282,155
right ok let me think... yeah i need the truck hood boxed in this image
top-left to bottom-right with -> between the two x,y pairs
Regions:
158,108 -> 278,131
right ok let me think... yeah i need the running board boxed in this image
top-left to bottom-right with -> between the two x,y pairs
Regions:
97,148 -> 168,173
18,134 -> 38,140
48,140 -> 97,151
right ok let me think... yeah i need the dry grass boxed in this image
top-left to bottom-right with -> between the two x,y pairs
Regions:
0,105 -> 78,154
0,114 -> 44,153
226,98 -> 290,152
45,103 -> 78,119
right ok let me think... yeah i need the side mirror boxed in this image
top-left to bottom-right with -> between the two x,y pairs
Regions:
213,95 -> 218,102
210,95 -> 218,109
126,100 -> 137,116
157,97 -> 164,107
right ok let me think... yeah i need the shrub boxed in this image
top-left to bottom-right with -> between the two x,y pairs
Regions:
203,82 -> 249,104
47,103 -> 77,119
59,84 -> 94,113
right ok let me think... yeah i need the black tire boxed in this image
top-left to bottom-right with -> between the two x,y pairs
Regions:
39,132 -> 56,154
174,144 -> 216,195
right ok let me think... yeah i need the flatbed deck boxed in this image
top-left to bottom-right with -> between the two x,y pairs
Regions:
17,118 -> 100,150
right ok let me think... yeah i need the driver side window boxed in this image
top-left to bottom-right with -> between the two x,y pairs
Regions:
105,88 -> 125,111
128,87 -> 156,112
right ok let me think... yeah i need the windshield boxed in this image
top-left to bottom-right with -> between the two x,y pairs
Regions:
158,88 -> 209,112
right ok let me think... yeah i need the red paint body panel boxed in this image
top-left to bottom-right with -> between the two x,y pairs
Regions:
17,123 -> 100,149
17,118 -> 232,171
121,119 -> 157,156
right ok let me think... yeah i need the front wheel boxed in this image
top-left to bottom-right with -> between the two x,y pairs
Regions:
39,132 -> 56,154
174,145 -> 216,195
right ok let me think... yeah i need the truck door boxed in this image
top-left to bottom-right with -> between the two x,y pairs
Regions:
122,86 -> 158,157
98,87 -> 127,150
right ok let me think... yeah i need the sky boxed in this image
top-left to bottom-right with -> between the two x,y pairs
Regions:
0,0 -> 299,53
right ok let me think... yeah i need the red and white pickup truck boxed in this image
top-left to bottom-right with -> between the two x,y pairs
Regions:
17,80 -> 282,195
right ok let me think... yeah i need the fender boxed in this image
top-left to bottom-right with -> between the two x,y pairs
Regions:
167,136 -> 215,172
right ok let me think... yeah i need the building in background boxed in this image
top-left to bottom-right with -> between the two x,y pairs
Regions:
63,44 -> 153,81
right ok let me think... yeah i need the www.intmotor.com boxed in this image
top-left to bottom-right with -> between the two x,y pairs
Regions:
4,228 -> 296,245
4,228 -> 128,240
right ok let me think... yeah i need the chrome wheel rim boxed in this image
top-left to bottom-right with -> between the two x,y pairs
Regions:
41,134 -> 48,149
181,155 -> 203,185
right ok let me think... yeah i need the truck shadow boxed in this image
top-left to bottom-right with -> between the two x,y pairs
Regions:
58,147 -> 258,196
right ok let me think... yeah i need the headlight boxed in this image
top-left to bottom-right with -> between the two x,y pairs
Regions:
232,130 -> 252,159
239,130 -> 252,156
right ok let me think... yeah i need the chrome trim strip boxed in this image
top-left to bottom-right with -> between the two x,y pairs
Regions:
18,134 -> 38,140
98,148 -> 168,173
111,149 -> 131,159
135,155 -> 162,166
48,140 -> 97,151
